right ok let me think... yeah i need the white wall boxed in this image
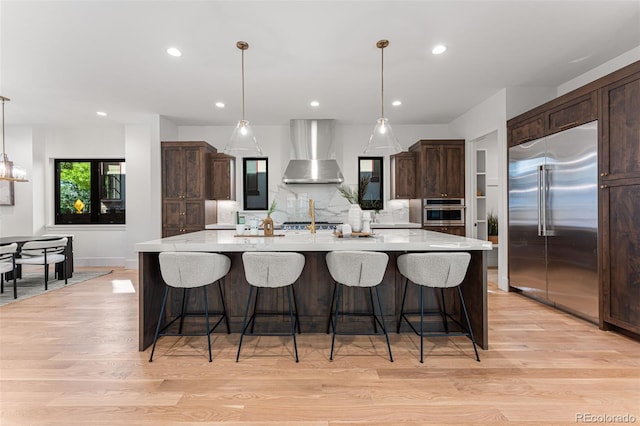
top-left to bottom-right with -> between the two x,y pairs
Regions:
0,126 -> 34,236
450,89 -> 509,290
41,126 -> 129,267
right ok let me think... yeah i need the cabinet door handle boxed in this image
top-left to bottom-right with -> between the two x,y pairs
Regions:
558,121 -> 578,130
600,184 -> 608,189
600,172 -> 609,177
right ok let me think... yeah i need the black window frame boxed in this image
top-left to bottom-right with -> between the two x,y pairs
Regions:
54,159 -> 126,225
242,157 -> 268,211
358,156 -> 384,211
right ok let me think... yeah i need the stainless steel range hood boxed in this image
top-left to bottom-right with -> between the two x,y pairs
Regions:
282,119 -> 344,184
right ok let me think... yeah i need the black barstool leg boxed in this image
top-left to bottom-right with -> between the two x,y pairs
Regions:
420,285 -> 424,364
217,279 -> 231,334
330,283 -> 343,361
440,288 -> 449,333
203,286 -> 212,362
44,263 -> 48,290
1,274 -> 3,293
149,286 -> 170,362
236,286 -> 254,362
369,287 -> 378,334
291,285 -> 302,334
63,259 -> 68,284
326,281 -> 337,334
250,287 -> 260,334
458,286 -> 480,362
397,278 -> 409,333
287,286 -> 299,363
178,288 -> 188,334
375,286 -> 393,362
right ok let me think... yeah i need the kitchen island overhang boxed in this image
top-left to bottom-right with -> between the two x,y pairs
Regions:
136,229 -> 492,351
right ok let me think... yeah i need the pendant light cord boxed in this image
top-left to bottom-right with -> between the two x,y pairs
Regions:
1,97 -> 6,165
381,45 -> 385,119
241,47 -> 245,122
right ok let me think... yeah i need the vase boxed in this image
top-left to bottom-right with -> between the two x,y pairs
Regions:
263,215 -> 274,236
347,204 -> 362,232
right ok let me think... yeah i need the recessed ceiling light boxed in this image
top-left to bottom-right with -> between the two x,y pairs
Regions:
215,102 -> 225,108
310,100 -> 320,107
392,100 -> 402,106
96,111 -> 107,117
166,47 -> 182,57
432,44 -> 447,55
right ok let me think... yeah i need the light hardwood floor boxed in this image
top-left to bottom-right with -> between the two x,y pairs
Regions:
0,268 -> 638,425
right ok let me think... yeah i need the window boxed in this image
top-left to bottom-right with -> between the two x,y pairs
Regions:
358,157 -> 383,210
243,158 -> 268,210
55,159 -> 126,224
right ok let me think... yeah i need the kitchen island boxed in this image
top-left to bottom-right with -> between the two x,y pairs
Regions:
136,229 -> 492,351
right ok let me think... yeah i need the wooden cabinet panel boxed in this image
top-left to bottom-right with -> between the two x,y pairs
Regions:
547,91 -> 597,134
208,153 -> 236,200
161,141 -> 217,237
410,140 -> 465,199
599,66 -> 640,336
601,73 -> 640,179
508,114 -> 544,147
425,226 -> 466,236
602,184 -> 640,334
442,144 -> 465,198
390,152 -> 416,199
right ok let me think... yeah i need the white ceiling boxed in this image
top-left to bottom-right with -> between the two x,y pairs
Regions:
2,1 -> 639,127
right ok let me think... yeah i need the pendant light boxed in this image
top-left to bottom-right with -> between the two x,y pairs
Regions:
0,96 -> 28,182
363,40 -> 402,156
223,41 -> 264,157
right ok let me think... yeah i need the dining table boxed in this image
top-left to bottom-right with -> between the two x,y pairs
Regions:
0,235 -> 74,279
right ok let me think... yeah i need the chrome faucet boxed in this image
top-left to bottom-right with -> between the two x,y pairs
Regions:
307,198 -> 316,234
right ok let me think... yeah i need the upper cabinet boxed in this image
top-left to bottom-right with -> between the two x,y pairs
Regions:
409,139 -> 465,199
508,91 -> 597,147
161,141 -> 217,237
208,153 -> 236,200
390,152 -> 416,199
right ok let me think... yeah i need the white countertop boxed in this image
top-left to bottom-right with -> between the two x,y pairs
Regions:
205,222 -> 423,230
136,229 -> 492,253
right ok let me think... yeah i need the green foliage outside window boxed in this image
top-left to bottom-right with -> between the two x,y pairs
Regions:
59,162 -> 91,214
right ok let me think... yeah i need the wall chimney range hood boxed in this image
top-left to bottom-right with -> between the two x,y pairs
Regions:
282,119 -> 344,184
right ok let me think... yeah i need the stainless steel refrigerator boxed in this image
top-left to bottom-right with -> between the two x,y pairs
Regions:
508,121 -> 598,323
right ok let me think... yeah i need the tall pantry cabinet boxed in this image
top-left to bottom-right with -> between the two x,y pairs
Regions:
599,66 -> 640,336
161,141 -> 217,237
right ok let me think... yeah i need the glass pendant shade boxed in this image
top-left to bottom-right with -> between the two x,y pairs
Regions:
364,117 -> 401,156
0,96 -> 28,182
363,39 -> 401,156
224,41 -> 264,157
225,119 -> 263,156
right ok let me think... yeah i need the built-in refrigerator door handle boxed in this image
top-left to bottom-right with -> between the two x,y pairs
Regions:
537,165 -> 543,236
541,165 -> 548,237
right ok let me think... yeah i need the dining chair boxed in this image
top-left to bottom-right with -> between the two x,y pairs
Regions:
0,243 -> 19,299
15,237 -> 68,290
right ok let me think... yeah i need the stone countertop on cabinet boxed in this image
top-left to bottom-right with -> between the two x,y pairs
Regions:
371,222 -> 422,229
136,228 -> 492,253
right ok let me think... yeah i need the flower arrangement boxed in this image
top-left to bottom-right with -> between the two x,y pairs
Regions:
487,211 -> 498,236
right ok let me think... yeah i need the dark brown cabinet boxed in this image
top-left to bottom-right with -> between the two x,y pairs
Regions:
547,91 -> 597,134
390,152 -> 416,199
508,113 -> 544,147
599,68 -> 640,335
208,153 -> 236,200
162,141 -> 217,237
425,226 -> 466,237
409,140 -> 465,199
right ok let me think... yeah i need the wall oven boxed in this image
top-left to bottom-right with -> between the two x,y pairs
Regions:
423,198 -> 465,226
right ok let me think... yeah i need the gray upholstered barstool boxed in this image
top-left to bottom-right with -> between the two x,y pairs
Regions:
396,252 -> 479,363
325,251 -> 393,362
15,237 -> 68,290
0,243 -> 18,299
237,252 -> 305,363
149,252 -> 231,362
